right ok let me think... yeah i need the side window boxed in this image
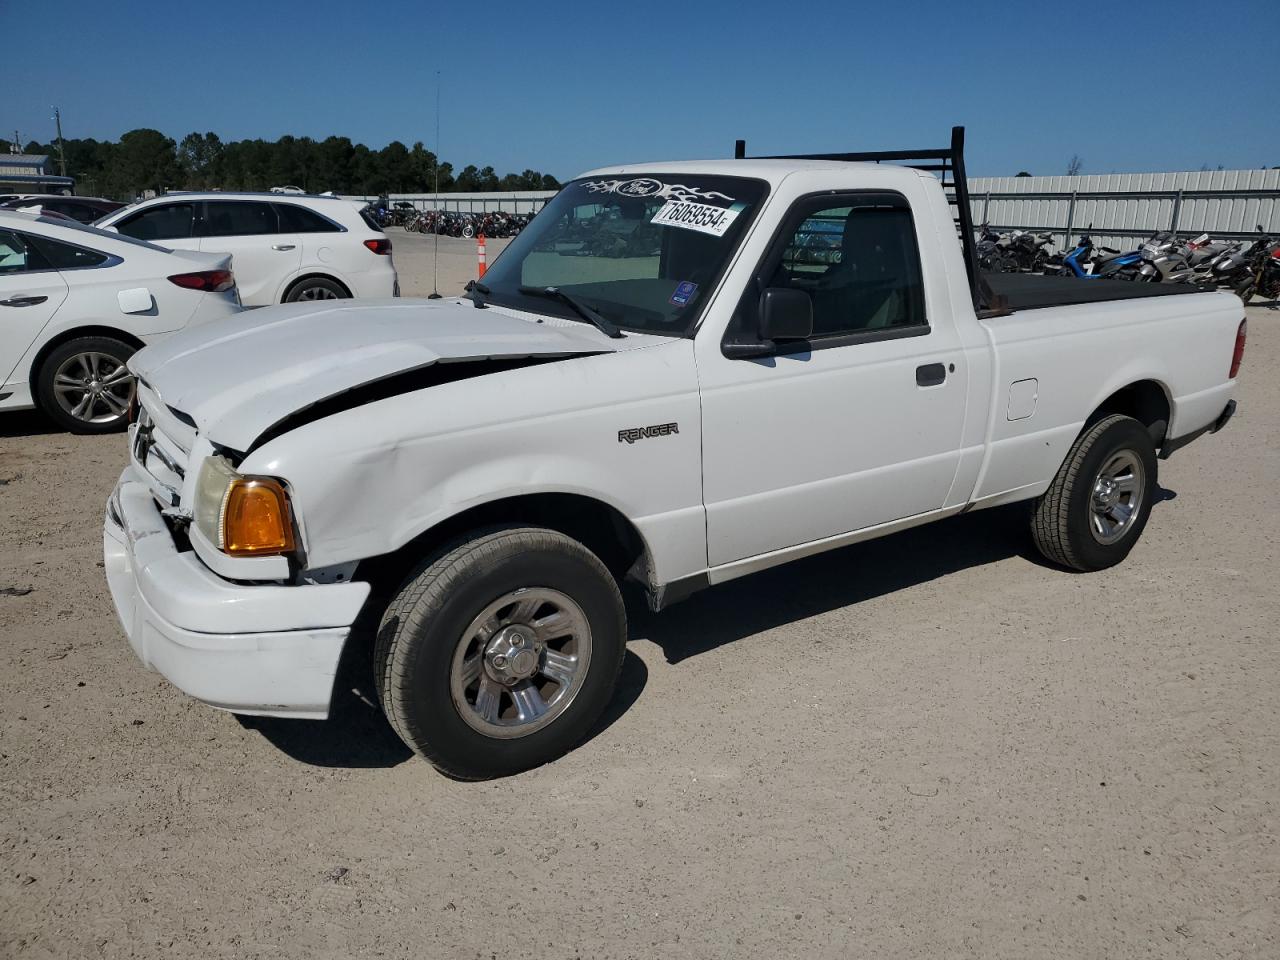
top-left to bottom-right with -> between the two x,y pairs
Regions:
0,230 -> 47,274
201,201 -> 277,237
767,197 -> 927,339
273,203 -> 340,233
117,203 -> 196,241
27,235 -> 110,270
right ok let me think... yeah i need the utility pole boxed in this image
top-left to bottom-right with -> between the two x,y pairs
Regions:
10,131 -> 19,155
51,107 -> 67,177
428,70 -> 443,300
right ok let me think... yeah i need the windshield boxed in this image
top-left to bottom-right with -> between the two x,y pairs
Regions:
476,174 -> 767,336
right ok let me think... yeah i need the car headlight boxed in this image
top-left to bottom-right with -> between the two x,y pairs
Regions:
194,455 -> 296,557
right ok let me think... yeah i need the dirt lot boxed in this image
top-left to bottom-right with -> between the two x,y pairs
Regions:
2,237 -> 1276,958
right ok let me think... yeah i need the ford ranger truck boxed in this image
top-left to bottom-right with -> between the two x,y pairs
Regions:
105,128 -> 1244,779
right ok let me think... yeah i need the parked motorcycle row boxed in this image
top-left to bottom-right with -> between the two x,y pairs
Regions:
368,203 -> 531,238
977,223 -> 1280,303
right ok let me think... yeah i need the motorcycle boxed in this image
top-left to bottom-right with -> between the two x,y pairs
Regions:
1135,232 -> 1199,284
1234,228 -> 1280,303
1057,224 -> 1123,279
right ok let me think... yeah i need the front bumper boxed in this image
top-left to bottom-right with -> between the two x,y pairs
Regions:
103,470 -> 370,719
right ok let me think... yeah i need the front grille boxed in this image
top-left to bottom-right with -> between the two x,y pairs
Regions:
132,398 -> 193,511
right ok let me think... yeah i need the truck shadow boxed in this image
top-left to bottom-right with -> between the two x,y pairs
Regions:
239,492 -> 1174,769
634,496 -> 1173,665
0,409 -> 62,438
237,623 -> 648,770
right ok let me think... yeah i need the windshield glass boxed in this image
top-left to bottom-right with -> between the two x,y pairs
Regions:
477,174 -> 767,336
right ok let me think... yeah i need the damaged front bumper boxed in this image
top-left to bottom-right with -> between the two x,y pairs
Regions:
103,469 -> 370,719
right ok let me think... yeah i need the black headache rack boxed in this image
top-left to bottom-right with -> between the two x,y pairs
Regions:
733,125 -> 1003,315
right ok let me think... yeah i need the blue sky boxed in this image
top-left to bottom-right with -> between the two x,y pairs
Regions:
8,0 -> 1277,178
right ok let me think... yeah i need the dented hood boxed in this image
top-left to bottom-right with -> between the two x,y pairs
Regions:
130,298 -> 629,451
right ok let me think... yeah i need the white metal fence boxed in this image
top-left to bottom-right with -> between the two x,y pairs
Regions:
345,168 -> 1280,250
958,168 -> 1280,251
341,190 -> 556,215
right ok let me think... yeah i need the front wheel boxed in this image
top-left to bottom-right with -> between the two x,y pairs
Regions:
374,526 -> 626,779
1030,414 -> 1158,571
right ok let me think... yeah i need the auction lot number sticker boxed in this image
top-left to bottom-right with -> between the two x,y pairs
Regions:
652,199 -> 742,237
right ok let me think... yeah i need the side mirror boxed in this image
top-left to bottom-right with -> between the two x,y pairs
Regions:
759,287 -> 813,341
722,287 -> 814,360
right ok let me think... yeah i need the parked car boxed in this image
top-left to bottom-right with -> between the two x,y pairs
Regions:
270,185 -> 305,195
94,193 -> 397,306
0,211 -> 241,433
0,194 -> 126,224
106,129 -> 1244,779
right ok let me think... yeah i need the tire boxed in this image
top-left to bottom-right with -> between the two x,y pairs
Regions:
284,276 -> 348,303
374,525 -> 627,779
1235,279 -> 1256,303
35,336 -> 136,434
1030,414 -> 1158,572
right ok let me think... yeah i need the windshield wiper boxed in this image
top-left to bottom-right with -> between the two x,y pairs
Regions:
517,285 -> 625,339
464,279 -> 490,308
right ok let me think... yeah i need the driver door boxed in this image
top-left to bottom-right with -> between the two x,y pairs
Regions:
697,192 -> 968,567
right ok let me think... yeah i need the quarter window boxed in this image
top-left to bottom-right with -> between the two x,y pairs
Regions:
28,235 -> 110,269
116,202 -> 196,241
767,196 -> 927,339
201,201 -> 277,237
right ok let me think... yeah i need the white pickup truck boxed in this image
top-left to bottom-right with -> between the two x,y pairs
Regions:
104,129 -> 1245,779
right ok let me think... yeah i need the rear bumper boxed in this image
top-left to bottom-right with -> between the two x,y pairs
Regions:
103,470 -> 369,718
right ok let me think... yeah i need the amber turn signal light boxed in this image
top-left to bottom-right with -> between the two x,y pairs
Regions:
222,478 -> 296,557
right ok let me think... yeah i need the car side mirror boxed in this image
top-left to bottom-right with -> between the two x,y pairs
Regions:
721,287 -> 814,360
759,287 -> 813,341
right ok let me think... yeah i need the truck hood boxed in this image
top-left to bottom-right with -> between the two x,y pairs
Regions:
130,298 -> 644,452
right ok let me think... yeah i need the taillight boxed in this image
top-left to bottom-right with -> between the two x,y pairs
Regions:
364,237 -> 392,255
168,269 -> 235,292
1270,247 -> 1280,260
1230,319 -> 1247,378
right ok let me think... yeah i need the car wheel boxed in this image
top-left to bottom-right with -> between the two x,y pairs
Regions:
374,525 -> 627,780
35,336 -> 136,434
1031,414 -> 1158,572
285,277 -> 348,302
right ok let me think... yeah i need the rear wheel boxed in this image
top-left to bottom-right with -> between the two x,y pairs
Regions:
35,336 -> 136,434
284,277 -> 348,302
374,526 -> 627,779
1031,415 -> 1158,571
1235,278 -> 1256,303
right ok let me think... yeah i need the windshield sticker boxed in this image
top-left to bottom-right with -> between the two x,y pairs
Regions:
580,178 -> 735,204
670,281 -> 698,306
651,199 -> 742,237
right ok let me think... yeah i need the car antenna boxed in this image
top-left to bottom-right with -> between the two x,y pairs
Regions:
428,70 -> 444,300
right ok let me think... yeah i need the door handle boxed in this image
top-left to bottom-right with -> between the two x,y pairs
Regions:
0,295 -> 49,307
272,244 -> 296,251
916,362 -> 947,387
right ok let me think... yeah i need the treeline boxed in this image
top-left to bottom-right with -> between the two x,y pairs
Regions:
4,130 -> 560,200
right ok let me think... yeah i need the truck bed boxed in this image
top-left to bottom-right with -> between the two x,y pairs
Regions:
984,272 -> 1208,312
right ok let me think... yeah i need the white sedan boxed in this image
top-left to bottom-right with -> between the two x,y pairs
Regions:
0,211 -> 242,433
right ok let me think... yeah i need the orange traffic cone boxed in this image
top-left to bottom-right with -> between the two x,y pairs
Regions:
477,233 -> 487,278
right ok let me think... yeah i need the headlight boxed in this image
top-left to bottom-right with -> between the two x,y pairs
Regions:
194,456 -> 297,558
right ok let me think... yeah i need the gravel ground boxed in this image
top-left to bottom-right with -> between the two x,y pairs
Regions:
1,240 -> 1276,958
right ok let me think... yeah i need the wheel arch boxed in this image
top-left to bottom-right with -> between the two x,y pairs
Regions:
280,271 -> 353,303
1086,379 -> 1172,445
28,325 -> 146,395
356,491 -> 654,600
